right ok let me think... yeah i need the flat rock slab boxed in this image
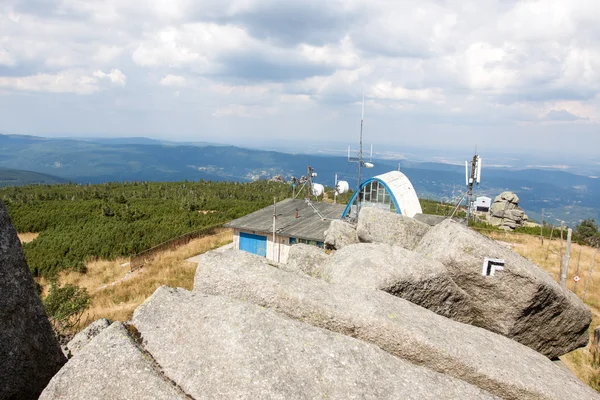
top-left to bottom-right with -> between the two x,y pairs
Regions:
193,249 -> 599,400
357,207 -> 430,250
40,322 -> 188,400
0,200 -> 66,399
415,219 -> 592,359
66,318 -> 111,356
133,286 -> 496,400
322,243 -> 473,323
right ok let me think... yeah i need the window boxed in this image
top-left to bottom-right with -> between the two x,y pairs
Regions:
289,237 -> 324,248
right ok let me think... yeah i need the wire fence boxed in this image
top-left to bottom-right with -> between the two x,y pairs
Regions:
129,224 -> 224,271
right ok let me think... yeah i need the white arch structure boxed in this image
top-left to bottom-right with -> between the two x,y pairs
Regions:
342,171 -> 422,218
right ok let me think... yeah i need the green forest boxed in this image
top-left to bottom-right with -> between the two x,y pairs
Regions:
1,180 -> 291,277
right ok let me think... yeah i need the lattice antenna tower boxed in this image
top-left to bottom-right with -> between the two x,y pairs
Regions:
348,93 -> 374,210
465,151 -> 482,226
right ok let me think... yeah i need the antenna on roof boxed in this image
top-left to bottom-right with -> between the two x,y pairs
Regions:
465,151 -> 482,226
348,92 -> 374,213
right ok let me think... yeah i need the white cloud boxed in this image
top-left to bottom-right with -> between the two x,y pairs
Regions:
0,71 -> 100,94
0,47 -> 15,66
93,69 -> 127,86
159,74 -> 187,87
0,69 -> 125,94
212,104 -> 277,118
0,0 -> 599,154
370,81 -> 444,103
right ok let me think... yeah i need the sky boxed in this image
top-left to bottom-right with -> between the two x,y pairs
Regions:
0,0 -> 599,158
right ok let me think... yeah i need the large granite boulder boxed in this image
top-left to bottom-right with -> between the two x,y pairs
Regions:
193,250 -> 598,400
415,219 -> 591,359
40,322 -> 188,400
321,243 -> 473,323
489,191 -> 528,230
0,200 -> 66,399
66,318 -> 112,356
324,219 -> 359,249
283,243 -> 329,277
132,287 -> 495,400
357,207 -> 430,250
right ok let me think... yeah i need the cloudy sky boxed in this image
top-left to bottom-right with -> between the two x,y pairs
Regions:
0,0 -> 599,157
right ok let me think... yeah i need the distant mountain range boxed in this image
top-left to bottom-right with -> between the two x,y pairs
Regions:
0,134 -> 598,226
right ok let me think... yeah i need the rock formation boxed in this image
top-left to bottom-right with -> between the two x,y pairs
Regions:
193,250 -> 597,399
416,219 -> 591,359
319,243 -> 473,322
269,174 -> 286,183
357,207 -> 430,250
283,243 -> 329,277
324,219 -> 359,250
37,205 -> 597,399
40,322 -> 188,400
489,191 -> 529,230
0,200 -> 66,399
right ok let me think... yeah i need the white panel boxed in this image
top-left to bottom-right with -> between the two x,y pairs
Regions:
371,171 -> 423,218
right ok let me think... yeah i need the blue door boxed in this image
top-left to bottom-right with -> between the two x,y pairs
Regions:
239,232 -> 267,257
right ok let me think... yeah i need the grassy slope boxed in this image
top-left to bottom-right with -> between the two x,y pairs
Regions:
37,229 -> 233,327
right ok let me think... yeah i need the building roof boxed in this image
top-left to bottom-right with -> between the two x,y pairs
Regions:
224,198 -> 346,242
342,170 -> 422,218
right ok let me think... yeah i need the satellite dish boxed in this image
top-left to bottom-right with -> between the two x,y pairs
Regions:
364,162 -> 374,168
311,183 -> 324,197
336,180 -> 349,194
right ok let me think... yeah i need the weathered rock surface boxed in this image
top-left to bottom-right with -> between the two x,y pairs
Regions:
324,219 -> 359,249
321,243 -> 473,322
0,200 -> 66,400
66,318 -> 111,356
283,243 -> 329,277
133,286 -> 497,400
194,249 -> 598,400
496,191 -> 520,204
415,219 -> 592,359
357,207 -> 430,250
413,213 -> 448,226
40,322 -> 188,400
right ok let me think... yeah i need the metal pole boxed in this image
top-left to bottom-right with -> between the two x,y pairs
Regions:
582,247 -> 598,302
560,228 -> 572,287
541,208 -> 544,245
466,154 -> 477,227
357,93 -> 364,200
558,221 -> 564,281
545,224 -> 555,260
272,198 -> 277,262
573,247 -> 582,292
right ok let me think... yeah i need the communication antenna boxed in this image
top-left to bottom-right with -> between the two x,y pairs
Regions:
348,92 -> 374,211
465,152 -> 482,226
333,173 -> 349,204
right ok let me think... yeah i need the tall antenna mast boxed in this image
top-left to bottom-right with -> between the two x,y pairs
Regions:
465,152 -> 482,226
348,92 -> 374,213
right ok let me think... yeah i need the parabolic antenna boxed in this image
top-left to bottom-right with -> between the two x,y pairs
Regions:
336,180 -> 349,194
311,183 -> 324,197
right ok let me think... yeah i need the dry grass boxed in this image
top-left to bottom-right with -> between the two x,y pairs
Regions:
481,229 -> 600,390
18,232 -> 39,243
37,229 -> 233,330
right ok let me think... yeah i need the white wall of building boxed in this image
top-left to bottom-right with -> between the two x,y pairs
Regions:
232,229 -> 292,263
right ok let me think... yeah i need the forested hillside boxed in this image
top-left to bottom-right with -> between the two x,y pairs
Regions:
1,181 -> 291,277
0,168 -> 66,187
